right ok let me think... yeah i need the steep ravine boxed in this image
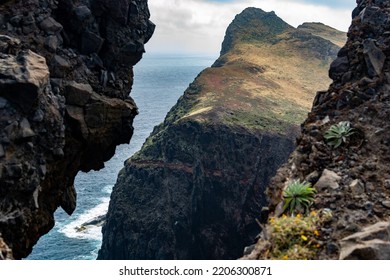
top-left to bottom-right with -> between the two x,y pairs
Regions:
0,0 -> 153,259
98,8 -> 345,259
245,0 -> 390,260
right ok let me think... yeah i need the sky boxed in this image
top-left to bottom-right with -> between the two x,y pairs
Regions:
146,0 -> 356,55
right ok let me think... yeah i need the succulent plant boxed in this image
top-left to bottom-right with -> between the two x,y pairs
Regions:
283,180 -> 316,214
324,121 -> 355,148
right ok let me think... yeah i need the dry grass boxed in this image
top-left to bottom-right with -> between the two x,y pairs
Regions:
297,22 -> 347,48
178,33 -> 339,134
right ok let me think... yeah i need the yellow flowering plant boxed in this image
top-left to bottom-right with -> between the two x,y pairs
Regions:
265,211 -> 327,260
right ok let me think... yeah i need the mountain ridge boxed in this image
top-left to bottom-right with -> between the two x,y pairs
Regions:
98,7 -> 345,259
297,22 -> 347,47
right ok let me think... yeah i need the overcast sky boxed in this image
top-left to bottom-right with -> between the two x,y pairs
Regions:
146,0 -> 356,55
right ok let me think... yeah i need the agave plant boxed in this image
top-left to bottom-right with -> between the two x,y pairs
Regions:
324,121 -> 355,148
283,180 -> 316,215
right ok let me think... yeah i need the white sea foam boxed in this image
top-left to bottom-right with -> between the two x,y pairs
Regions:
59,196 -> 110,241
102,184 -> 114,194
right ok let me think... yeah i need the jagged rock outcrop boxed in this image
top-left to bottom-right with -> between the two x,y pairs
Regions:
246,0 -> 390,260
0,0 -> 154,259
339,221 -> 390,260
98,7 -> 344,260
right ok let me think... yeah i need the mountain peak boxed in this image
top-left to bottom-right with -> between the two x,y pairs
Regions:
220,7 -> 292,55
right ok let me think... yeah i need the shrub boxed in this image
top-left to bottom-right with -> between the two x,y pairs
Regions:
266,212 -> 322,260
324,121 -> 355,148
283,180 -> 316,215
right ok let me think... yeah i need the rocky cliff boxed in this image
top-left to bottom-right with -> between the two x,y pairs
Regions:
98,7 -> 344,260
0,0 -> 153,259
244,0 -> 390,260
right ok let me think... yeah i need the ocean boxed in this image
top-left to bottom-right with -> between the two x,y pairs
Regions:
26,53 -> 216,260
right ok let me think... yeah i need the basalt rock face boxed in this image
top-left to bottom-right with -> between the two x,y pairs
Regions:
98,8 -> 344,259
0,0 -> 154,259
246,0 -> 390,260
100,122 -> 295,259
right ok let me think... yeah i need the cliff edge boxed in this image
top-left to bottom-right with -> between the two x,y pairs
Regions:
0,0 -> 154,259
244,0 -> 390,260
98,7 -> 344,259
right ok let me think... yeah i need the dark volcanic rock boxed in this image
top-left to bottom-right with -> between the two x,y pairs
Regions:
39,17 -> 63,34
0,49 -> 49,112
340,222 -> 390,260
99,120 -> 295,259
363,39 -> 385,78
0,0 -> 153,259
253,0 -> 390,260
80,30 -> 104,55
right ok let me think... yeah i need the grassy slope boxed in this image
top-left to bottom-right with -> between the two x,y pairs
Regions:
176,27 -> 345,134
136,13 -> 346,161
297,22 -> 347,48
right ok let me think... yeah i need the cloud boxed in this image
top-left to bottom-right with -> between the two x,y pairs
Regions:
202,0 -> 354,8
146,0 -> 356,55
298,0 -> 354,9
205,0 -> 236,2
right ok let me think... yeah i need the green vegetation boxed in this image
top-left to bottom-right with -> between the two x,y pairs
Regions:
266,212 -> 323,260
264,181 -> 332,260
283,180 -> 316,215
132,7 -> 345,166
297,22 -> 347,48
324,121 -> 355,148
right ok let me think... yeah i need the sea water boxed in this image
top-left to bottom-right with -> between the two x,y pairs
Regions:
26,53 -> 216,260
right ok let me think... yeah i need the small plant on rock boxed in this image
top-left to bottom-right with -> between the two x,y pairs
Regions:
266,211 -> 323,260
283,180 -> 316,215
324,121 -> 355,148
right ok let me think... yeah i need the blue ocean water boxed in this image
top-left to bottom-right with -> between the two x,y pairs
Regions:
26,53 -> 216,260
